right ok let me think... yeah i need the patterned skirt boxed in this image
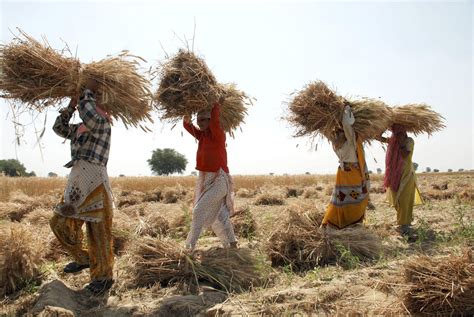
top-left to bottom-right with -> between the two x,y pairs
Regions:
322,165 -> 369,229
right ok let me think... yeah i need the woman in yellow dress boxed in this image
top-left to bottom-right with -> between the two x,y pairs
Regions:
322,106 -> 370,229
383,124 -> 423,235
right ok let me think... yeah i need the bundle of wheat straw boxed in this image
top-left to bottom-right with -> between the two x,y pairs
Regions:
0,223 -> 46,296
391,104 -> 445,135
286,80 -> 392,142
267,207 -> 381,271
403,251 -> 474,315
0,29 -> 153,129
154,50 -> 250,134
130,238 -> 268,292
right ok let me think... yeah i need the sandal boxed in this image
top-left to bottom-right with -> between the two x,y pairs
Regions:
63,262 -> 90,273
85,279 -> 114,295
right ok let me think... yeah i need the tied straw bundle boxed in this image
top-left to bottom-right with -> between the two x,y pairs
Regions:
403,250 -> 474,315
0,29 -> 153,130
391,104 -> 445,135
154,49 -> 251,135
286,80 -> 392,142
130,237 -> 269,292
267,207 -> 382,271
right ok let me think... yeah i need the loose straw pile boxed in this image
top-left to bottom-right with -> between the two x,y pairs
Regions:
391,104 -> 445,135
403,250 -> 474,315
154,49 -> 251,134
0,29 -> 153,129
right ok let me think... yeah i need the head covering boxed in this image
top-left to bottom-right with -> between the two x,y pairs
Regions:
384,124 -> 408,192
197,109 -> 211,120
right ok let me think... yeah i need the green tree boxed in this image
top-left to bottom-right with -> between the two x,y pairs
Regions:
0,159 -> 30,177
147,148 -> 187,176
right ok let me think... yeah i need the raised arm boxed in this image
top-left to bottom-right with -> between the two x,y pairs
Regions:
183,115 -> 203,139
77,89 -> 110,133
53,97 -> 79,139
341,105 -> 356,146
209,102 -> 225,139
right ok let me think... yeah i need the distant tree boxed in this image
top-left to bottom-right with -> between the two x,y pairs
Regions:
458,168 -> 464,172
426,167 -> 431,173
0,159 -> 28,177
413,162 -> 419,171
147,148 -> 187,176
190,171 -> 197,176
447,169 -> 453,173
48,172 -> 58,177
119,174 -> 125,177
368,170 -> 373,174
376,168 -> 382,174
433,169 -> 439,173
25,171 -> 36,177
305,172 -> 311,175
269,172 -> 274,176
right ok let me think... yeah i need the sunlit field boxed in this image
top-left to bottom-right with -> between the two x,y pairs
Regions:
0,172 -> 472,316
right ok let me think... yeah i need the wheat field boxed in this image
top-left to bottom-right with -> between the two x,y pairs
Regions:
0,172 -> 472,316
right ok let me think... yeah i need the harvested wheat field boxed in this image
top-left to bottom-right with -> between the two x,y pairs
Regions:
0,172 -> 472,316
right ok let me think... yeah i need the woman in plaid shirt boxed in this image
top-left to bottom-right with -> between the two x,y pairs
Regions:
50,78 -> 114,295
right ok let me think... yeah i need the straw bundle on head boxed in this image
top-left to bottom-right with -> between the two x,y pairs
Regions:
154,50 -> 250,134
391,104 -> 445,135
267,207 -> 381,271
286,80 -> 393,142
0,29 -> 153,129
403,251 -> 474,315
155,49 -> 219,118
0,223 -> 46,296
130,237 -> 268,292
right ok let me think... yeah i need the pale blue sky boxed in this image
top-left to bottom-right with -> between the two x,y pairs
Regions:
1,0 -> 472,176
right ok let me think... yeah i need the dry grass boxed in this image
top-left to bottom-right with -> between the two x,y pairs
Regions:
391,104 -> 445,136
153,50 -> 250,134
231,206 -> 257,239
403,250 -> 474,315
0,223 -> 46,296
129,237 -> 268,292
0,29 -> 153,129
286,81 -> 392,142
267,207 -> 381,271
255,193 -> 285,206
135,213 -> 170,237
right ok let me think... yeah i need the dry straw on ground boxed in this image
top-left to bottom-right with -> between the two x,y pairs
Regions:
267,207 -> 381,271
0,29 -> 153,129
286,80 -> 392,142
153,49 -> 250,134
0,223 -> 46,296
403,250 -> 474,315
130,237 -> 268,292
391,104 -> 445,135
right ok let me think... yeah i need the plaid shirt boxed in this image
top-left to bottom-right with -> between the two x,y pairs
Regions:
53,89 -> 111,168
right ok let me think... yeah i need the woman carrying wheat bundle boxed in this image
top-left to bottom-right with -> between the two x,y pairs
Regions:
321,105 -> 370,230
183,95 -> 238,252
50,78 -> 115,295
382,124 -> 423,236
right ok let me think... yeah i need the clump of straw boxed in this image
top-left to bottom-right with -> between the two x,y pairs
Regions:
391,104 -> 445,135
0,29 -> 153,129
267,207 -> 381,271
0,223 -> 46,296
403,250 -> 474,315
130,237 -> 268,292
154,49 -> 251,134
230,206 -> 257,239
286,81 -> 392,141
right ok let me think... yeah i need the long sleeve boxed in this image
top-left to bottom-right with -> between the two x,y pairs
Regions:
183,120 -> 202,139
77,89 -> 110,133
341,105 -> 356,148
53,106 -> 79,140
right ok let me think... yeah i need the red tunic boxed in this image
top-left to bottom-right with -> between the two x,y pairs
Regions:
183,104 -> 229,173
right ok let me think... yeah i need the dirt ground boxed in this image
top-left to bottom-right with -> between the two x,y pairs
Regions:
0,172 -> 472,316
